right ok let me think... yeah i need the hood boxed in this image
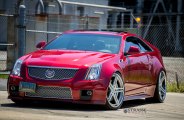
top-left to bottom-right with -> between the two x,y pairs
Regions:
23,50 -> 116,68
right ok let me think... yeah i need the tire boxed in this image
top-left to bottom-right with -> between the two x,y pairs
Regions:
11,99 -> 28,105
147,70 -> 166,103
105,73 -> 125,110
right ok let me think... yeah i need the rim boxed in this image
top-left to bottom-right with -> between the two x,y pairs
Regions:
107,73 -> 124,108
158,71 -> 166,101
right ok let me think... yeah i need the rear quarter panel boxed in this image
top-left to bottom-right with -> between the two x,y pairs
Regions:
141,38 -> 166,85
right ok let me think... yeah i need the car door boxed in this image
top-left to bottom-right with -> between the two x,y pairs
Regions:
123,36 -> 149,96
135,37 -> 154,96
135,37 -> 153,83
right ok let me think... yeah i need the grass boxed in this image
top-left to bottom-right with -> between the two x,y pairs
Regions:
0,74 -> 9,79
167,81 -> 184,93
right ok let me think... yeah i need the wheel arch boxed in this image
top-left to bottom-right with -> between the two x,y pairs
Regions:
100,58 -> 123,85
152,56 -> 167,85
156,67 -> 166,83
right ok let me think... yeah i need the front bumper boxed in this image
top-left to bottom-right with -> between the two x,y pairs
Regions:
7,75 -> 107,105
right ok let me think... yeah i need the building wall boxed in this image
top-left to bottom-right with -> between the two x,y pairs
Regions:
47,0 -> 108,29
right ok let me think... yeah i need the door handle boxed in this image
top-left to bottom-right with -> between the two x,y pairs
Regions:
147,55 -> 152,70
149,59 -> 152,65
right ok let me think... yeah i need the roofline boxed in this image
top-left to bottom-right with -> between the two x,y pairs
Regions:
65,29 -> 128,34
63,29 -> 133,36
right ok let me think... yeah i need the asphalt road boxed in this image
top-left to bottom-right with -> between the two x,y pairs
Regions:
0,79 -> 184,120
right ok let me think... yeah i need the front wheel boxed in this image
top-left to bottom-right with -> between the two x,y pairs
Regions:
105,73 -> 125,110
11,99 -> 32,105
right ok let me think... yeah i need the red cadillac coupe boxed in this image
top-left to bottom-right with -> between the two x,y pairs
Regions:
7,30 -> 167,110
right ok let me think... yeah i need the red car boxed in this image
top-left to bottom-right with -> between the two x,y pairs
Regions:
7,30 -> 167,110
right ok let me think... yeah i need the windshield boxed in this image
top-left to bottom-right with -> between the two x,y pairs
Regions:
44,33 -> 121,54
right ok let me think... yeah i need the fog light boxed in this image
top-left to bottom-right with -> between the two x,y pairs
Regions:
87,90 -> 92,96
80,90 -> 93,100
11,86 -> 16,91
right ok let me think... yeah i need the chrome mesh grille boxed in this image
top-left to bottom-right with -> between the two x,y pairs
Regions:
28,66 -> 78,80
25,86 -> 72,99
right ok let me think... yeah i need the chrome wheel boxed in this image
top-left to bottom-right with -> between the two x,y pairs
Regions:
158,71 -> 166,101
106,73 -> 124,109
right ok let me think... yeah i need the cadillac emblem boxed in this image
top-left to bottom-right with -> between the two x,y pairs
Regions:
45,69 -> 55,79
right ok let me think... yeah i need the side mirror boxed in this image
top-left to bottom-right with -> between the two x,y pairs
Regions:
126,46 -> 140,55
36,41 -> 46,49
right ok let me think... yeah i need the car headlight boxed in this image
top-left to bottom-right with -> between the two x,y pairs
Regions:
86,64 -> 102,80
12,59 -> 23,76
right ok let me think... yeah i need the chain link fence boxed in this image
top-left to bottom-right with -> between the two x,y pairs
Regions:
25,15 -> 100,52
138,23 -> 184,85
0,15 -> 8,71
0,50 -> 7,71
0,14 -> 16,71
139,23 -> 184,56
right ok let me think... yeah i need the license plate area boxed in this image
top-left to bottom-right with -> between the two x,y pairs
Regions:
19,82 -> 36,93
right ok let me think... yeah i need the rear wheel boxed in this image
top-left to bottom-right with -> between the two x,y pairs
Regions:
105,73 -> 124,110
147,70 -> 166,102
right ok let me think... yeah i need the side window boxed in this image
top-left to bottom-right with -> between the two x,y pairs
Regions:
135,38 -> 152,52
124,37 -> 140,53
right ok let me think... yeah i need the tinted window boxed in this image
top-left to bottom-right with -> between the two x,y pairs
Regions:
124,37 -> 140,53
124,37 -> 152,53
136,38 -> 152,52
44,33 -> 121,54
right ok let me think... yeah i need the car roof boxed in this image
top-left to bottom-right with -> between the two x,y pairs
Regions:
63,29 -> 137,37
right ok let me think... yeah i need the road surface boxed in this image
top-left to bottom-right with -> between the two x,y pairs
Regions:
0,79 -> 184,120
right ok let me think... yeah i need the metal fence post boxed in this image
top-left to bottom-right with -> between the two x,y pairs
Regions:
85,14 -> 89,30
175,72 -> 180,89
18,5 -> 26,57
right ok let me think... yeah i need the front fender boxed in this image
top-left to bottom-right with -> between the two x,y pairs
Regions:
100,57 -> 123,89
